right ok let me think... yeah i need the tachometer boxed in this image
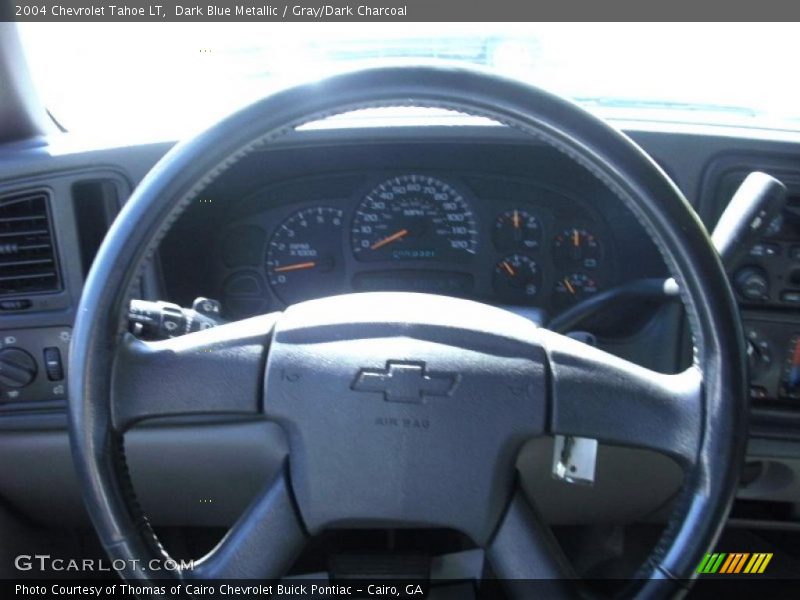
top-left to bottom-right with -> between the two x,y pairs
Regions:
351,175 -> 478,262
266,207 -> 345,305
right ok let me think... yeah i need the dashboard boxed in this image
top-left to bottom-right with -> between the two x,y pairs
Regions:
215,171 -> 616,318
3,123 -> 800,530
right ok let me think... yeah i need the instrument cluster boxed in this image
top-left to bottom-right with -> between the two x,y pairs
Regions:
216,173 -> 615,318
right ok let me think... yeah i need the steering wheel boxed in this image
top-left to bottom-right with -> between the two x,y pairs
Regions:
68,66 -> 747,598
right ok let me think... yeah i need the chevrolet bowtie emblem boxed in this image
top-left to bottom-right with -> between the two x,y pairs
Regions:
352,361 -> 458,404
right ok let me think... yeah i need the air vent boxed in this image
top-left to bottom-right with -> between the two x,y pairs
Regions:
0,191 -> 60,297
71,180 -> 119,277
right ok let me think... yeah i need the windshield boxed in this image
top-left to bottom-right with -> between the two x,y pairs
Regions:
17,22 -> 800,140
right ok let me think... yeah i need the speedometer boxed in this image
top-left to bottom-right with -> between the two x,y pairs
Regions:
351,175 -> 478,262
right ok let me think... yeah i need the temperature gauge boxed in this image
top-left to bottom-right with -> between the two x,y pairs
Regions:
553,228 -> 602,270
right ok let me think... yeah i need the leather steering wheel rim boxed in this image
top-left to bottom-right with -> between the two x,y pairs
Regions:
68,65 -> 747,598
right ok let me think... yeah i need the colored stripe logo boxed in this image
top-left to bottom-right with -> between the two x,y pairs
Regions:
697,552 -> 773,574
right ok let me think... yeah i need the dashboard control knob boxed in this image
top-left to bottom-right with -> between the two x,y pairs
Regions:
734,267 -> 769,302
192,297 -> 222,317
746,339 -> 772,373
746,341 -> 757,371
0,348 -> 37,388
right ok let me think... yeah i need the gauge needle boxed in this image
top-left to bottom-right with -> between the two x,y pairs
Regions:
371,228 -> 408,250
563,277 -> 576,295
501,261 -> 516,276
273,261 -> 316,273
792,341 -> 800,386
572,229 -> 580,247
512,210 -> 520,229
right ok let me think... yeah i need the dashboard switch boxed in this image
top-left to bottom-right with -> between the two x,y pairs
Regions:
734,266 -> 770,302
192,297 -> 222,317
43,347 -> 64,381
159,304 -> 186,336
0,348 -> 37,388
780,291 -> 800,305
749,242 -> 781,257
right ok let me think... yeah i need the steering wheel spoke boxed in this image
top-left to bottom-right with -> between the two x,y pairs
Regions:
189,466 -> 307,580
543,329 -> 702,468
111,314 -> 279,431
487,489 -> 578,598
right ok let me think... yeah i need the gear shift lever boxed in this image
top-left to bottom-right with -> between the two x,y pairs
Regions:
712,171 -> 786,271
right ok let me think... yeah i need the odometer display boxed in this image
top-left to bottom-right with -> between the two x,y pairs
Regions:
351,175 -> 478,262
